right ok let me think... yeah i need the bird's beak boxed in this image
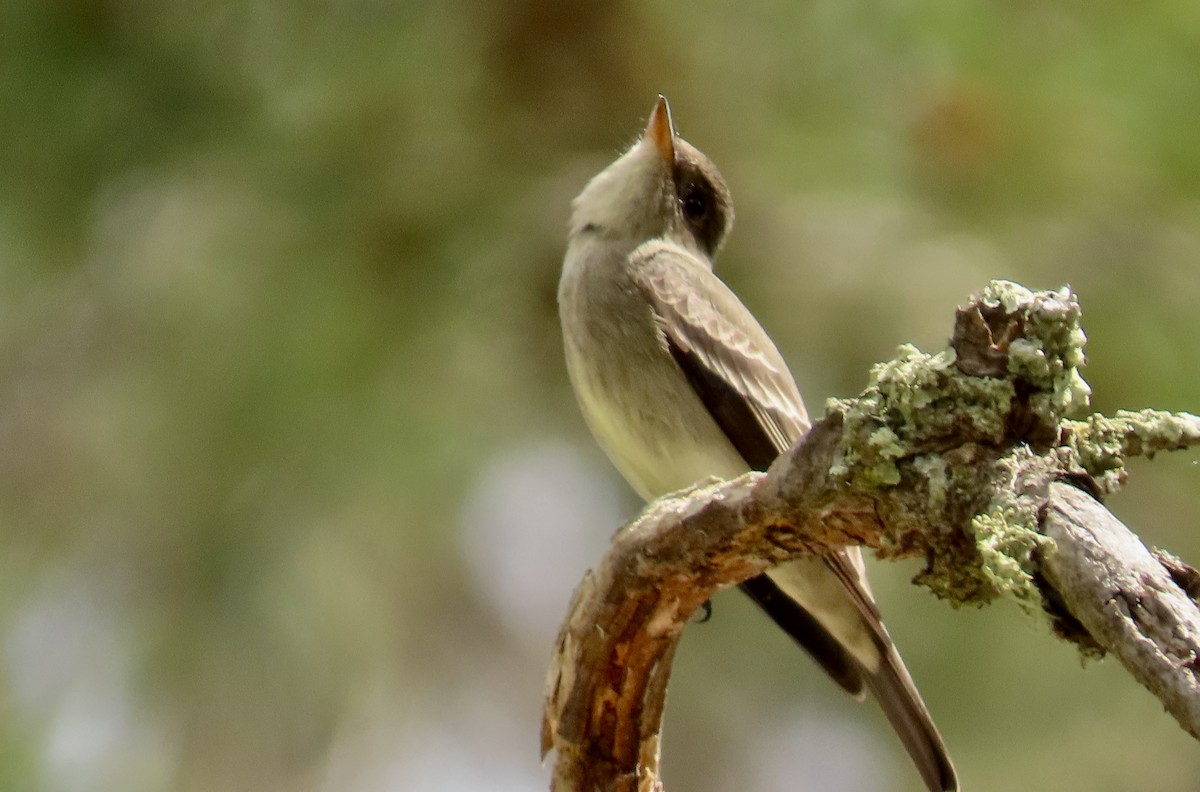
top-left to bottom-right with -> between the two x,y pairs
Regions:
643,95 -> 676,165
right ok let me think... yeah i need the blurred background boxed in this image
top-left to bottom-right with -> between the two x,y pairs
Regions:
3,1 -> 1200,790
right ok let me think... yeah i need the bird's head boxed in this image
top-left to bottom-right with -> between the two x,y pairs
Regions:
569,96 -> 734,260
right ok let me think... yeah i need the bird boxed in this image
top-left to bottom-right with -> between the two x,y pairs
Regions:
557,95 -> 958,792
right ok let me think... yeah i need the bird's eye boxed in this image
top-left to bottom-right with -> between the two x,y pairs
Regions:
682,190 -> 708,223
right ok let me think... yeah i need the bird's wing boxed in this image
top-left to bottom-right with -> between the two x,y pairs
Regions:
629,240 -> 877,657
629,240 -> 957,792
630,240 -> 808,470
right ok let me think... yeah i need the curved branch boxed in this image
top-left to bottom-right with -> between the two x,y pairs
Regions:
540,421 -> 874,792
541,281 -> 1200,790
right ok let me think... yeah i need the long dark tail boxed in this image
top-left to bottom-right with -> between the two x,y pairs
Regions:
863,646 -> 959,792
739,573 -> 957,792
739,575 -> 866,698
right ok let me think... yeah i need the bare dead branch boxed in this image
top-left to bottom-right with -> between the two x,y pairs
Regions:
1040,481 -> 1200,739
541,281 -> 1200,790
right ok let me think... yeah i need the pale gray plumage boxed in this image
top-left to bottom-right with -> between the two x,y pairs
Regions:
558,96 -> 957,792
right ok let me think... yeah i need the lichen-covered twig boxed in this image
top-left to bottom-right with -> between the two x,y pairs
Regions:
542,281 -> 1200,791
1062,409 -> 1200,494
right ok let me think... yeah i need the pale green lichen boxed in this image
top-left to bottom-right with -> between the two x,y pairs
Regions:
979,281 -> 1092,423
911,454 -> 949,514
1061,408 -> 1200,495
968,498 -> 1054,614
820,282 -> 1200,621
828,344 -> 1013,485
979,279 -> 1035,313
826,281 -> 1096,614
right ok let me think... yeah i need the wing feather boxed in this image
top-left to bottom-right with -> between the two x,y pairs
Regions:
632,242 -> 807,469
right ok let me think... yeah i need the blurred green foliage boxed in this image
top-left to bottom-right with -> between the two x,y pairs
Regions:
2,1 -> 1199,791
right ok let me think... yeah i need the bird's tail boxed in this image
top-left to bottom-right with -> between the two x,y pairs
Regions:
864,645 -> 959,792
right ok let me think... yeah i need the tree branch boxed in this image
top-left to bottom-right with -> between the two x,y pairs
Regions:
1040,481 -> 1200,739
541,281 -> 1200,791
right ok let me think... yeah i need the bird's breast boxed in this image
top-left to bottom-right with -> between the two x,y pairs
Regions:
559,245 -> 748,500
